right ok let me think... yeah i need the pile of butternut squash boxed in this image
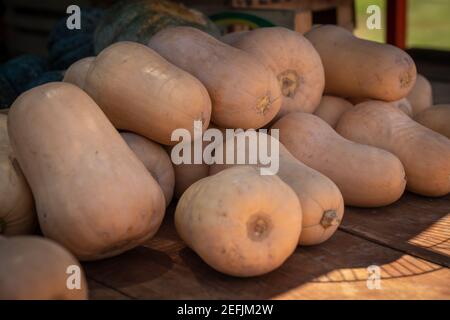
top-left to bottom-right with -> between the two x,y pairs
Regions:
1,24 -> 449,299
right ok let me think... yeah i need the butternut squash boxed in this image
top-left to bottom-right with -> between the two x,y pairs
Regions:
63,57 -> 94,89
209,131 -> 344,245
348,97 -> 413,117
8,82 -> 166,260
305,25 -> 416,101
84,41 -> 212,145
148,27 -> 282,129
121,132 -> 175,206
272,113 -> 406,207
336,101 -> 450,197
391,98 -> 413,117
414,104 -> 450,139
222,27 -> 325,117
313,96 -> 354,128
175,165 -> 302,277
0,236 -> 88,299
407,74 -> 433,115
170,138 -> 210,199
0,114 -> 35,235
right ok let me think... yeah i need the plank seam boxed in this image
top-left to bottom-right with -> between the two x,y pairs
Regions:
338,227 -> 450,268
87,277 -> 137,300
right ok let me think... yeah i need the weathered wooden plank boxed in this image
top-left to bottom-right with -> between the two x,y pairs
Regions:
341,192 -> 450,267
87,278 -> 132,300
85,204 -> 450,300
0,109 -> 9,115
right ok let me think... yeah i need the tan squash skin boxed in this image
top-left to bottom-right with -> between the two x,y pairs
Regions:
349,97 -> 413,117
0,236 -> 88,299
272,113 -> 406,207
337,101 -> 450,197
148,27 -> 282,129
222,27 -> 325,117
414,104 -> 450,139
209,132 -> 344,246
0,114 -> 35,235
176,166 -> 302,277
305,25 -> 416,101
313,96 -> 354,128
121,132 -> 175,206
391,98 -> 413,117
407,74 -> 433,115
63,57 -> 94,89
172,151 -> 209,199
8,83 -> 166,261
84,41 -> 212,145
169,125 -> 225,199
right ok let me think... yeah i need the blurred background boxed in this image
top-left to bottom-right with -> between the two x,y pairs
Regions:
0,0 -> 449,108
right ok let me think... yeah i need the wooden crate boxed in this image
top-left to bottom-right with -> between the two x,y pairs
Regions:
188,0 -> 354,34
230,0 -> 354,33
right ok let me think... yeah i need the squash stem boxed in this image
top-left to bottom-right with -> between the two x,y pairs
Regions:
320,210 -> 340,229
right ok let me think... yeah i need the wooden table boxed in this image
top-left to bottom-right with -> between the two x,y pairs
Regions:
85,192 -> 450,300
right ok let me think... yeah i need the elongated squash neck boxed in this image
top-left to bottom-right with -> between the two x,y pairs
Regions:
277,70 -> 300,98
320,210 -> 340,229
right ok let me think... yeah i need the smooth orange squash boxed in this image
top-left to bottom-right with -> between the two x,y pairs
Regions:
0,114 -> 35,235
222,27 -> 325,117
0,236 -> 88,299
272,113 -> 406,207
84,41 -> 212,145
8,82 -> 166,260
305,25 -> 416,101
413,104 -> 450,139
176,165 -> 302,277
121,132 -> 175,206
337,101 -> 450,196
148,27 -> 282,129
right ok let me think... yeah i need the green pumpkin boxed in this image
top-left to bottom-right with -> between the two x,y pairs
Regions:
94,0 -> 220,54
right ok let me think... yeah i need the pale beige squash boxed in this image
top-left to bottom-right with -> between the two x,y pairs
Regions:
407,74 -> 433,115
337,101 -> 450,196
121,132 -> 175,206
0,114 -> 35,235
0,236 -> 88,299
209,131 -> 344,246
305,25 -> 416,101
272,113 -> 406,207
148,27 -> 282,129
390,98 -> 413,117
349,97 -> 413,117
63,57 -> 94,89
84,41 -> 212,145
222,27 -> 325,117
8,82 -> 166,260
414,104 -> 450,139
313,96 -> 354,128
176,165 -> 302,277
